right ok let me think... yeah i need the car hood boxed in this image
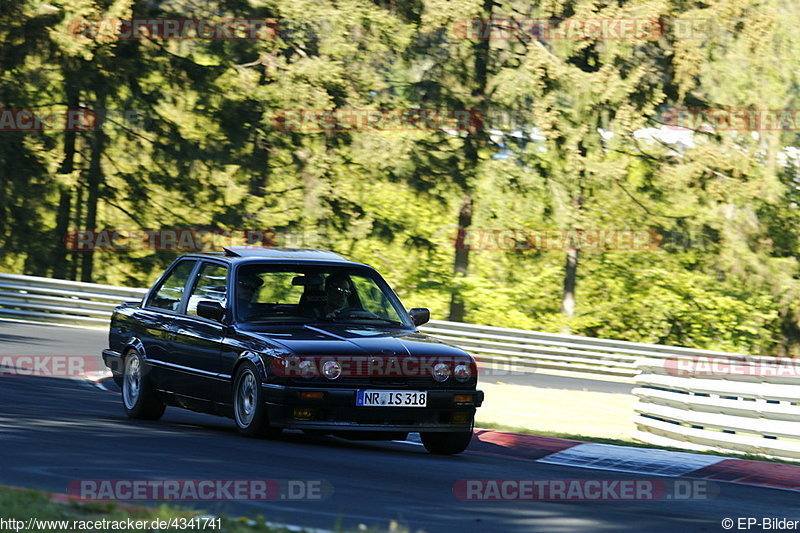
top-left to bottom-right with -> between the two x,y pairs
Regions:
242,323 -> 470,359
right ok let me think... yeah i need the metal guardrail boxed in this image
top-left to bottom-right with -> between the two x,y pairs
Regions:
423,321 -> 800,460
0,273 -> 146,326
419,320 -> 745,377
2,273 -> 798,460
633,355 -> 800,460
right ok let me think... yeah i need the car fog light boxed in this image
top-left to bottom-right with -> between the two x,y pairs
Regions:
322,360 -> 342,380
432,362 -> 451,382
454,363 -> 472,382
451,411 -> 471,424
293,408 -> 314,420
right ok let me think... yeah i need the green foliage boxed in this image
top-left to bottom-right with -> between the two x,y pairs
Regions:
2,0 -> 800,353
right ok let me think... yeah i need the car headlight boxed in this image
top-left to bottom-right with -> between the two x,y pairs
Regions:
299,359 -> 317,378
321,360 -> 342,380
454,363 -> 471,382
431,362 -> 451,382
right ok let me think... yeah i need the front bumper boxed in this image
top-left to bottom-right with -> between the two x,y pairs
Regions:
262,384 -> 484,432
102,349 -> 124,375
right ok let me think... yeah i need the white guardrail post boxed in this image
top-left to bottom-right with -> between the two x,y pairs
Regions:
1,273 -> 798,460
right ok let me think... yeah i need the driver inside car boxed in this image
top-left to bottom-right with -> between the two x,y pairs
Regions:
322,272 -> 354,318
236,273 -> 264,320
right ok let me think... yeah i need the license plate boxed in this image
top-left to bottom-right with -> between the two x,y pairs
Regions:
356,390 -> 427,407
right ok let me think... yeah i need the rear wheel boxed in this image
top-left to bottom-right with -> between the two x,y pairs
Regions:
420,427 -> 473,455
233,363 -> 281,439
122,350 -> 165,420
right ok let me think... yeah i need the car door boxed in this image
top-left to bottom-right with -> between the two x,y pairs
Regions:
168,260 -> 230,404
137,259 -> 198,391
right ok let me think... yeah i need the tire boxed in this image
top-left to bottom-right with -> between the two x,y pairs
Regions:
122,350 -> 165,420
420,428 -> 473,455
233,363 -> 281,439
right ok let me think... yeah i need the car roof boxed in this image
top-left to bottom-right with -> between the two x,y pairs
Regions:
182,246 -> 365,267
223,246 -> 348,261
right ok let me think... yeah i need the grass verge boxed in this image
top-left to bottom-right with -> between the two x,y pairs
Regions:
0,487 -> 268,532
475,382 -> 636,440
0,486 -> 409,533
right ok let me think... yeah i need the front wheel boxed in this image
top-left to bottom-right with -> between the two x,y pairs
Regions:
420,428 -> 473,455
122,350 -> 165,420
233,363 -> 281,439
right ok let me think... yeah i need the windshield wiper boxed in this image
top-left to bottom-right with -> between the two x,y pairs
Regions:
335,316 -> 406,326
243,318 -> 306,324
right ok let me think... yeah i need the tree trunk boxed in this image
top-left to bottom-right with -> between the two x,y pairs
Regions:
561,247 -> 578,317
447,0 -> 491,322
53,74 -> 79,279
53,192 -> 72,279
560,144 -> 587,327
0,167 -> 6,240
448,195 -> 473,321
68,184 -> 84,281
80,95 -> 106,283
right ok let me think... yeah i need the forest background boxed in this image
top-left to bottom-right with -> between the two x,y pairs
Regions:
3,0 -> 800,355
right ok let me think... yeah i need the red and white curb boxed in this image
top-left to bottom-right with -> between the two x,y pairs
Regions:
85,371 -> 115,391
538,442 -> 725,477
466,430 -> 800,492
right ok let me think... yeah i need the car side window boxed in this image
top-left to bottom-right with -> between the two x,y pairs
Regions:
186,262 -> 228,316
147,260 -> 196,312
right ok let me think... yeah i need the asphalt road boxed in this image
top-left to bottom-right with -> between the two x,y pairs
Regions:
1,319 -> 797,532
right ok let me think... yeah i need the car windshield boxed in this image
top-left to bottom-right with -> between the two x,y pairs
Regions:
234,264 -> 413,327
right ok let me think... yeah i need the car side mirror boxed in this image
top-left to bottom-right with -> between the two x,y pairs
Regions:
197,300 -> 226,322
408,308 -> 430,326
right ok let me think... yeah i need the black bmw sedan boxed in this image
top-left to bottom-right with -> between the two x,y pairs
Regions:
102,246 -> 483,454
